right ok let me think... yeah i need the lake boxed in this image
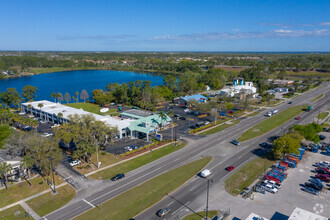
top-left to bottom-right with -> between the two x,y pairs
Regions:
0,70 -> 164,101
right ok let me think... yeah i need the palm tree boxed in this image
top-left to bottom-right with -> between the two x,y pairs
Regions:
75,91 -> 79,103
21,156 -> 34,186
38,103 -> 43,120
57,112 -> 63,124
51,92 -> 57,103
27,104 -> 32,115
0,162 -> 13,190
158,111 -> 167,128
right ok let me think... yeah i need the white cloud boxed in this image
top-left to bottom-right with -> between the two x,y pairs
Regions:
57,34 -> 136,41
149,29 -> 330,42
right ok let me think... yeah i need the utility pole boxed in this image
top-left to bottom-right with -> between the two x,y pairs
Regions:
205,179 -> 213,220
317,107 -> 321,124
49,157 -> 56,193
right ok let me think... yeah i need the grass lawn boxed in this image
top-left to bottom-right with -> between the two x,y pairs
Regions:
90,143 -> 185,180
312,93 -> 324,102
225,157 -> 275,196
74,151 -> 121,175
64,103 -> 103,115
26,184 -> 75,217
199,120 -> 239,135
183,210 -> 218,220
318,112 -> 329,120
237,105 -> 307,142
246,111 -> 260,117
0,204 -> 26,220
75,157 -> 212,220
0,175 -> 64,208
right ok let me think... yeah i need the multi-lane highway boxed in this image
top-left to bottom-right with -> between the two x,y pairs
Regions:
45,84 -> 329,220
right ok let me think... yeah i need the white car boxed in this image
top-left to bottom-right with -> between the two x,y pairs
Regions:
184,109 -> 191,113
264,184 -> 278,193
70,160 -> 82,167
204,121 -> 210,125
124,146 -> 133,152
317,161 -> 330,168
200,169 -> 211,178
264,180 -> 281,189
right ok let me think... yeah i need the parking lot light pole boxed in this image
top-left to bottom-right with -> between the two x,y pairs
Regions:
205,178 -> 213,220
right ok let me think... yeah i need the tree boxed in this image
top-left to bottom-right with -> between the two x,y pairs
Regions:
57,93 -> 63,103
1,88 -> 22,107
21,155 -> 34,186
272,134 -> 302,158
64,92 -> 71,103
75,91 -> 79,103
27,104 -> 32,115
51,92 -> 57,102
38,103 -> 43,119
158,111 -> 167,128
80,89 -> 89,103
21,85 -> 38,102
0,162 -> 12,190
57,113 -> 63,124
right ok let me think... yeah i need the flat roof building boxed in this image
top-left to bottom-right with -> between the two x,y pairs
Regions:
21,100 -> 132,139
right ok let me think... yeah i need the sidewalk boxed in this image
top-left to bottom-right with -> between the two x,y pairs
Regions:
20,201 -> 41,220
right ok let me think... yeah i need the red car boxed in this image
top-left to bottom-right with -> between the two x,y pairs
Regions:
225,166 -> 235,171
295,116 -> 301,120
315,174 -> 330,182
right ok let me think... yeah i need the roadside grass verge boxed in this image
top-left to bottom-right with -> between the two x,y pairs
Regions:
26,184 -> 75,217
183,210 -> 218,220
225,157 -> 275,196
74,151 -> 121,175
246,111 -> 260,117
318,112 -> 329,120
0,204 -> 26,220
89,143 -> 185,180
237,105 -> 307,142
312,93 -> 324,102
198,120 -> 239,135
0,175 -> 64,208
75,157 -> 212,220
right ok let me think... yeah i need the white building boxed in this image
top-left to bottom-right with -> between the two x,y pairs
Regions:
220,78 -> 257,97
21,100 -> 132,139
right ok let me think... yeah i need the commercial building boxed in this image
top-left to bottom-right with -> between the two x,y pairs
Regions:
21,101 -> 172,140
220,78 -> 257,97
21,100 -> 132,139
174,94 -> 208,106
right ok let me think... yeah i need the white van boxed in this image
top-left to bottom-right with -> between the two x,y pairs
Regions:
200,169 -> 211,178
272,109 -> 278,114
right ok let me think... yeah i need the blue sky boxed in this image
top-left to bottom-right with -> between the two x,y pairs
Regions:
1,0 -> 329,51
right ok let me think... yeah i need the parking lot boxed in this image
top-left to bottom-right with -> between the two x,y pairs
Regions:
105,138 -> 152,155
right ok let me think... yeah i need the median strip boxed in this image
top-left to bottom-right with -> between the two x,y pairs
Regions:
237,105 -> 307,142
74,157 -> 212,220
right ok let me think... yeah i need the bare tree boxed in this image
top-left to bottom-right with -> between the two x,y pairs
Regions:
80,89 -> 89,103
57,93 -> 63,103
64,92 -> 71,104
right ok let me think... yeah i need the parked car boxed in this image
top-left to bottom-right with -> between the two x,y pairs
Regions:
304,187 -> 319,195
319,135 -> 326,140
183,108 -> 191,113
179,116 -> 187,120
264,184 -> 278,193
230,139 -> 240,146
315,168 -> 329,174
317,161 -> 330,169
204,121 -> 210,125
304,182 -> 323,191
156,208 -> 171,217
288,102 -> 292,104
295,116 -> 301,120
264,180 -> 281,189
225,166 -> 235,171
309,178 -> 323,186
124,146 -> 133,152
111,173 -> 125,181
130,145 -> 139,150
315,174 -> 330,182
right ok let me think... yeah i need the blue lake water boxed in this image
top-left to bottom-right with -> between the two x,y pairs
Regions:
0,70 -> 164,102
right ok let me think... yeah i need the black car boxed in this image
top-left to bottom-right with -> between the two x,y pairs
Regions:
304,182 -> 322,191
260,142 -> 268,147
111,173 -> 125,181
319,135 -> 326,140
315,168 -> 329,175
288,102 -> 292,104
179,116 -> 187,120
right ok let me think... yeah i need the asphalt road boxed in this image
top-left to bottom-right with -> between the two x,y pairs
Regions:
44,84 -> 329,220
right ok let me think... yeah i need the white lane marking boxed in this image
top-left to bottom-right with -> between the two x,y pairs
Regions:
189,185 -> 198,192
168,201 -> 174,206
153,167 -> 162,172
82,199 -> 95,208
64,176 -> 72,180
